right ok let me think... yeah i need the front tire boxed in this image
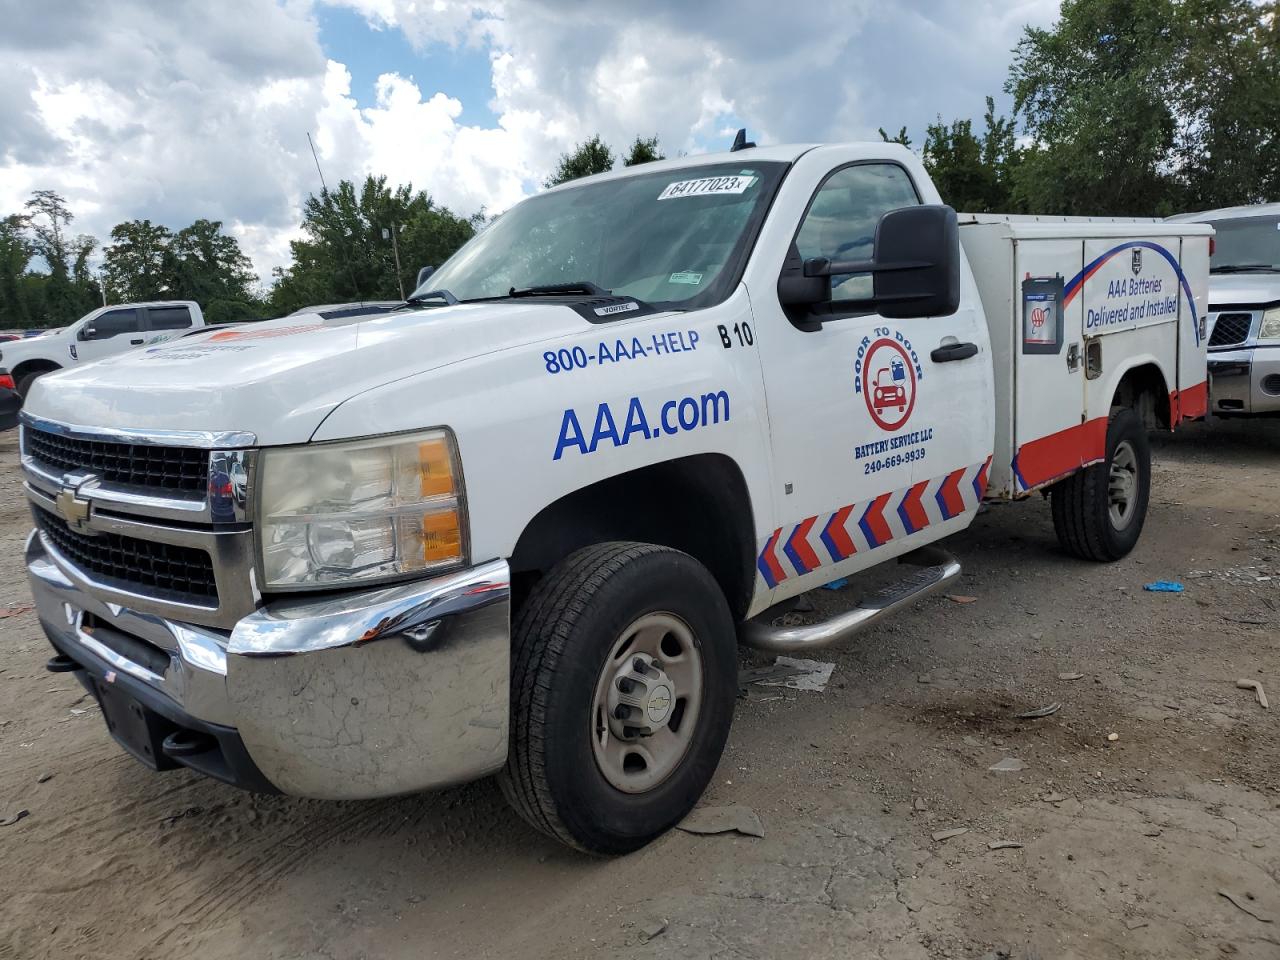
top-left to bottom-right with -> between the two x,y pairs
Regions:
16,369 -> 50,399
1050,407 -> 1150,561
498,542 -> 737,855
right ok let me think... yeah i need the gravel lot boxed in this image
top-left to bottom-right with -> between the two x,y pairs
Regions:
1,419 -> 1278,960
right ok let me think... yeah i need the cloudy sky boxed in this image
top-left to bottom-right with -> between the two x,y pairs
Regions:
0,0 -> 1059,284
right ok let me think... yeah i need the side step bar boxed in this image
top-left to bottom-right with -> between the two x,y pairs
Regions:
739,546 -> 962,653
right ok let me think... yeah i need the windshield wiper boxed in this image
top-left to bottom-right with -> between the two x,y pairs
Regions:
507,281 -> 611,298
399,288 -> 459,308
1210,264 -> 1280,274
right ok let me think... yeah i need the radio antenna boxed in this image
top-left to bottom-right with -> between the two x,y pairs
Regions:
306,131 -> 363,303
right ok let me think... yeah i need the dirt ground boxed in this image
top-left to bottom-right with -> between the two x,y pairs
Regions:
1,419 -> 1278,960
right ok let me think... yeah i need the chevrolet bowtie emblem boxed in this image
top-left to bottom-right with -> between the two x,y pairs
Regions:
55,486 -> 92,531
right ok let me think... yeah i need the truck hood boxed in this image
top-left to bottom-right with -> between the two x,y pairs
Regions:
1,331 -> 66,365
23,303 -> 620,445
1208,273 -> 1280,308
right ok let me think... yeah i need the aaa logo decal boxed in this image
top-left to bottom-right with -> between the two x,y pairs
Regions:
856,334 -> 920,432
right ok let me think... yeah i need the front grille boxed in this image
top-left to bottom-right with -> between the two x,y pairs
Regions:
34,506 -> 217,604
1209,312 -> 1253,347
25,429 -> 209,494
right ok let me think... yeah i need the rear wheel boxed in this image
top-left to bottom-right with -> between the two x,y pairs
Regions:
1050,407 -> 1150,561
498,542 -> 737,855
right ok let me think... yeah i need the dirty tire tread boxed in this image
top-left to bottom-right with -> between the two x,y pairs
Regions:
1050,408 -> 1149,562
499,541 -> 737,855
500,542 -> 665,851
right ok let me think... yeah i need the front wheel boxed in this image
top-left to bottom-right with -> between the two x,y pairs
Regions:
498,542 -> 737,855
1050,407 -> 1151,561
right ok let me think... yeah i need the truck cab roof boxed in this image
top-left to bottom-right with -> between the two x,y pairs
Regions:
1168,202 -> 1280,222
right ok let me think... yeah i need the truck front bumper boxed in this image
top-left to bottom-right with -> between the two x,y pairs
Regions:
1208,348 -> 1280,415
28,531 -> 511,799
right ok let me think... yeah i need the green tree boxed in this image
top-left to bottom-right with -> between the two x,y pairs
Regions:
1007,0 -> 1278,215
0,215 -> 33,327
921,98 -> 1021,212
269,175 -> 476,314
23,190 -> 98,325
878,127 -> 913,148
104,220 -> 174,302
168,219 -> 256,304
1173,0 -> 1280,207
622,135 -> 665,166
545,135 -> 615,187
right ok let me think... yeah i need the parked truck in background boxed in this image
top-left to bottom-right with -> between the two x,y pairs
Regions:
0,301 -> 205,398
20,143 -> 1209,855
1169,204 -> 1280,417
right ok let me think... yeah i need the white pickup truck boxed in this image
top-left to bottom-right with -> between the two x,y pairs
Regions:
21,143 -> 1209,854
1,301 -> 205,396
1170,203 -> 1280,416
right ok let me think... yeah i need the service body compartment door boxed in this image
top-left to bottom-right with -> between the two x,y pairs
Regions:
1011,239 -> 1089,492
1076,237 -> 1185,428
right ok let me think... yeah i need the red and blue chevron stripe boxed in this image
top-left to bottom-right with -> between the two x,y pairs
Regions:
756,457 -> 991,589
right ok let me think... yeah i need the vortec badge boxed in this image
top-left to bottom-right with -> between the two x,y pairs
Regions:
55,486 -> 92,532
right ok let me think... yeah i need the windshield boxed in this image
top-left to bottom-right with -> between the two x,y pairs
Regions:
410,161 -> 789,309
1208,215 -> 1280,272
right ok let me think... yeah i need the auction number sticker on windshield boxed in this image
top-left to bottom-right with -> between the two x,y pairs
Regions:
658,175 -> 755,200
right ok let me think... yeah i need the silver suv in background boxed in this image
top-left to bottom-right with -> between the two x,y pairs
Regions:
1170,204 -> 1280,416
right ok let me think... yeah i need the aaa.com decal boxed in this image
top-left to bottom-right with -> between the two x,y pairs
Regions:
854,328 -> 924,432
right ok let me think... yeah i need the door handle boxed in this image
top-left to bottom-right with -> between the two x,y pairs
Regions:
130,338 -> 144,345
930,341 -> 978,363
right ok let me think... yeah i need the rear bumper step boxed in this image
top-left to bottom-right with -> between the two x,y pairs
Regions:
739,546 -> 962,653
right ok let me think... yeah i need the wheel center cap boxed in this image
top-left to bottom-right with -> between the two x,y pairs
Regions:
606,653 -> 677,739
645,684 -> 674,725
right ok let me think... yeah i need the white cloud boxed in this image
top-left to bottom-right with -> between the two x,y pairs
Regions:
0,0 -> 1061,288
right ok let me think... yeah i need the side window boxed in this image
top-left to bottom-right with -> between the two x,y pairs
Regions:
87,309 -> 142,339
795,164 -> 921,302
147,306 -> 193,330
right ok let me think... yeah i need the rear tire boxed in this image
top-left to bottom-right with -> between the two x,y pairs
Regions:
1050,407 -> 1150,561
498,542 -> 737,855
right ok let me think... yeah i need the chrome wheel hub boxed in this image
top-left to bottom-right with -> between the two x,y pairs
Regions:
591,612 -> 703,794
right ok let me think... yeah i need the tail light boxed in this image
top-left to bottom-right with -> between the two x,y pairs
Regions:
0,370 -> 15,391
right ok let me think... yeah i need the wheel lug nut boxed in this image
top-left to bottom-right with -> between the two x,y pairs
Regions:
614,704 -> 631,720
632,656 -> 648,673
617,677 -> 634,693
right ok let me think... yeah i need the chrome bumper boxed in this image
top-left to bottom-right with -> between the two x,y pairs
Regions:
28,531 -> 511,799
1209,347 -> 1280,415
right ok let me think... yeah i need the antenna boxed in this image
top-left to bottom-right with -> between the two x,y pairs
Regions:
730,128 -> 756,152
306,131 -> 363,304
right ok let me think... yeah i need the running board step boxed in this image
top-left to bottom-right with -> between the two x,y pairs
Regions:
739,546 -> 962,653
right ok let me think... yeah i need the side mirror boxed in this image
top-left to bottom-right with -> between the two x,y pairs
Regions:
78,326 -> 95,341
416,265 -> 435,289
780,205 -> 961,320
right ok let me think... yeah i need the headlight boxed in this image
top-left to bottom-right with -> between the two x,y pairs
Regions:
257,429 -> 465,589
1259,307 -> 1280,341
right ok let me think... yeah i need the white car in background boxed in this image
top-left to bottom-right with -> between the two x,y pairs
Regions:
1170,204 -> 1280,416
0,301 -> 205,397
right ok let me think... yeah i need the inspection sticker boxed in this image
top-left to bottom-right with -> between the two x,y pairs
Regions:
658,175 -> 754,200
669,271 -> 703,284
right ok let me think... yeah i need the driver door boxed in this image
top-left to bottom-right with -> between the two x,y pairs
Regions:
74,308 -> 146,363
750,159 -> 992,598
